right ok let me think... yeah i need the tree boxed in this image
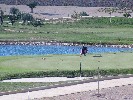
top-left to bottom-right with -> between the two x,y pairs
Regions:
0,10 -> 4,25
27,2 -> 37,13
21,13 -> 34,25
8,15 -> 16,25
10,7 -> 19,15
9,7 -> 20,25
0,16 -> 3,25
9,7 -> 21,20
98,7 -> 118,23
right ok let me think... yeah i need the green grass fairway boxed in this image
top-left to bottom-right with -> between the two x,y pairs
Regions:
1,17 -> 133,44
0,52 -> 133,73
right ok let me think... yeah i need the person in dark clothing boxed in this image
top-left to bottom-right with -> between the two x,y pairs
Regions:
80,46 -> 88,56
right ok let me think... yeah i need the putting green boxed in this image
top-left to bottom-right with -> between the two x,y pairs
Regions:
0,52 -> 133,73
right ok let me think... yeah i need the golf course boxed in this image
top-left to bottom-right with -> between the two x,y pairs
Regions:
0,16 -> 133,80
0,52 -> 133,73
0,6 -> 133,93
1,17 -> 133,44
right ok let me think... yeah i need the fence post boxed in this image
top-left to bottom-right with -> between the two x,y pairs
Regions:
28,91 -> 30,100
80,62 -> 82,77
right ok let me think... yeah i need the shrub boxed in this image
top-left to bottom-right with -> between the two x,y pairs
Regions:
10,7 -> 19,15
1,69 -> 133,81
31,19 -> 44,27
80,11 -> 89,16
21,13 -> 34,25
123,13 -> 131,18
71,11 -> 81,19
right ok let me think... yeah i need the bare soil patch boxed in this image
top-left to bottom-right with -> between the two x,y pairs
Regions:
1,4 -> 133,19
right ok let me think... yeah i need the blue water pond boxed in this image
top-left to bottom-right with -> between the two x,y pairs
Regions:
0,45 -> 133,56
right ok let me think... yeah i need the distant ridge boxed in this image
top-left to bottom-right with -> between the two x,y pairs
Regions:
0,0 -> 132,7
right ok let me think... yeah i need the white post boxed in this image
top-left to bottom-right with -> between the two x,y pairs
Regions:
28,91 -> 30,100
98,67 -> 100,96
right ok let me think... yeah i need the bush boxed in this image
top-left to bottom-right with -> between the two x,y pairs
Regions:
80,11 -> 89,16
8,15 -> 17,25
21,13 -> 34,25
31,19 -> 44,27
1,69 -> 133,81
10,7 -> 19,15
8,7 -> 21,25
71,11 -> 81,19
123,13 -> 131,18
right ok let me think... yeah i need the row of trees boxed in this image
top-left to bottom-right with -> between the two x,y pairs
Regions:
8,7 -> 43,26
98,8 -> 132,23
0,2 -> 43,26
71,7 -> 132,23
0,1 -> 133,26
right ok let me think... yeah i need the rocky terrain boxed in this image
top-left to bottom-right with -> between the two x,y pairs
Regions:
36,84 -> 133,100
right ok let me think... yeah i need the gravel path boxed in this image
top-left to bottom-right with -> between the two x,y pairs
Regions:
1,77 -> 133,100
38,84 -> 133,100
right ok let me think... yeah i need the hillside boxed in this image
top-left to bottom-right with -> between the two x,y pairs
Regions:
1,4 -> 133,19
0,0 -> 132,7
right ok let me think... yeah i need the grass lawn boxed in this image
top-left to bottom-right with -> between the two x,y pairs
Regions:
0,17 -> 133,78
0,82 -> 56,92
0,52 -> 133,77
0,17 -> 133,44
0,52 -> 133,92
1,27 -> 133,43
0,81 -> 77,92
